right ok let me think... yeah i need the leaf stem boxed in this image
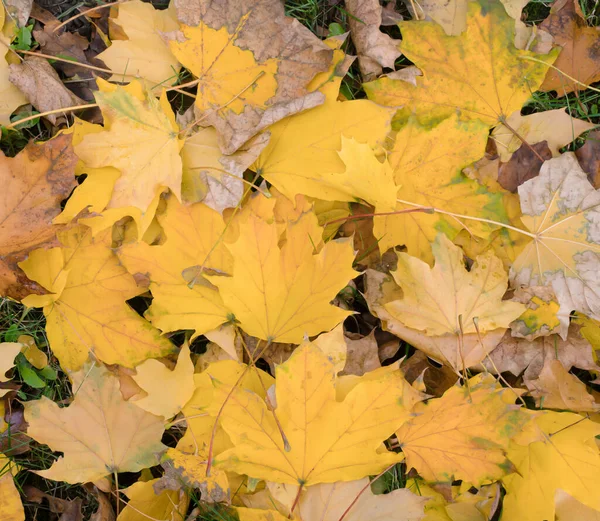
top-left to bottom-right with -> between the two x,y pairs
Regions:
52,0 -> 131,32
2,103 -> 99,129
395,199 -> 537,239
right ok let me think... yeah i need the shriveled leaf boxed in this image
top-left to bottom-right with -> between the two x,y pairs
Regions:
98,0 -> 180,86
20,226 -> 174,371
214,342 -> 423,485
74,79 -> 183,216
497,141 -> 552,193
132,344 -> 195,419
167,0 -> 333,154
527,359 -> 599,411
0,134 -> 77,300
24,364 -> 166,483
540,0 -> 600,95
492,109 -> 596,162
364,0 -> 557,126
398,374 -> 528,485
511,153 -> 600,322
207,203 -> 357,343
117,478 -> 189,521
344,0 -> 401,80
503,411 -> 600,521
118,194 -> 231,337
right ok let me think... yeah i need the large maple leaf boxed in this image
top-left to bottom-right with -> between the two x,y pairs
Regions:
24,364 -> 166,484
167,0 -> 333,154
511,153 -> 600,322
212,342 -> 423,486
74,79 -> 183,217
0,135 -> 77,300
207,201 -> 357,343
20,226 -> 173,371
364,0 -> 558,127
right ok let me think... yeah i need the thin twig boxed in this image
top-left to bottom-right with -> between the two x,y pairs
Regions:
53,0 -> 131,32
3,103 -> 98,129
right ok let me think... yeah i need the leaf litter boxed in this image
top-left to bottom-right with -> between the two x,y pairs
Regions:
1,0 -> 600,520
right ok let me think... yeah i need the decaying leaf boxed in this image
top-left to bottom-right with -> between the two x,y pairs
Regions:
8,57 -> 83,125
213,342 -> 422,485
20,226 -> 174,371
510,285 -> 569,340
398,373 -> 528,485
0,135 -> 77,300
511,153 -> 600,322
344,0 -> 401,80
575,129 -> 600,188
24,364 -> 166,483
497,141 -> 553,193
167,0 -> 333,154
540,0 -> 600,95
98,0 -> 180,86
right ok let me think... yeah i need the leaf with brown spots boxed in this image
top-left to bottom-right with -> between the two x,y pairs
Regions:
0,135 -> 77,300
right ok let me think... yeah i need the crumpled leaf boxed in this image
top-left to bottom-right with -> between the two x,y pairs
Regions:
118,194 -> 231,337
540,0 -> 600,95
117,478 -> 189,521
484,324 -> 599,380
492,109 -> 596,162
167,0 -> 333,154
98,0 -> 180,86
20,226 -> 174,371
510,153 -> 600,322
213,342 -> 423,485
131,344 -> 195,419
0,134 -> 77,300
207,201 -> 357,343
0,6 -> 27,124
367,234 -> 524,371
344,0 -> 401,80
526,359 -> 599,411
252,47 -> 394,202
503,411 -> 600,521
510,285 -> 569,340
24,364 -> 166,483
8,57 -> 83,125
74,79 -> 183,217
364,0 -> 558,127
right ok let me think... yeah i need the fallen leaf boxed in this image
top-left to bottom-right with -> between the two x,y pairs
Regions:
492,109 -> 596,162
9,57 -> 84,124
401,351 -> 459,397
575,129 -> 600,188
167,0 -> 333,154
0,134 -> 77,300
0,343 -> 21,382
485,324 -> 599,380
540,0 -> 600,95
87,485 -> 115,521
98,0 -> 180,86
24,364 -> 166,483
503,411 -> 600,521
24,485 -> 83,521
207,202 -> 357,343
344,0 -> 401,80
18,335 -> 48,370
74,79 -> 183,215
497,141 -> 552,192
0,6 -> 27,124
364,0 -> 557,127
0,457 -> 23,521
555,489 -> 600,521
117,478 -> 189,521
118,194 -> 231,338
398,373 -> 528,484
2,0 -> 32,27
408,0 -> 468,35
341,330 -> 381,376
20,226 -> 174,371
527,359 -> 599,411
213,342 -> 422,485
511,153 -> 600,322
510,285 -> 569,340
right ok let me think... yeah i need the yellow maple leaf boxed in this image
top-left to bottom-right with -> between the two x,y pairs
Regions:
74,79 -> 183,214
20,226 -> 173,371
24,364 -> 166,483
364,0 -> 558,127
98,0 -> 180,86
132,344 -> 195,419
372,114 -> 506,264
398,373 -> 529,485
0,6 -> 26,125
207,203 -> 357,343
118,194 -> 232,337
167,0 -> 333,154
503,411 -> 600,521
510,286 -> 568,341
213,342 -> 422,486
0,456 -> 22,521
118,478 -> 189,521
511,153 -> 600,322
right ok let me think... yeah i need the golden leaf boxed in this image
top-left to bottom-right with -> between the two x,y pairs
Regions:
118,478 -> 189,521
